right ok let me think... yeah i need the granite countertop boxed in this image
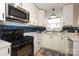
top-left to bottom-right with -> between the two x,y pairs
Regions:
0,40 -> 11,49
64,33 -> 79,42
24,32 -> 79,42
46,32 -> 79,42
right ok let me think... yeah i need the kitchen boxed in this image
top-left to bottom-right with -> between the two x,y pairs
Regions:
0,3 -> 79,56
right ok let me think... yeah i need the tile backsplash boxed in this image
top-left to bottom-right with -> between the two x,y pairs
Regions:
0,21 -> 46,32
62,26 -> 79,33
5,21 -> 29,26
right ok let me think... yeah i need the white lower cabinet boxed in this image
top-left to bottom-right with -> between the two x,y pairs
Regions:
42,33 -> 69,55
34,33 -> 42,54
52,34 -> 69,54
62,36 -> 69,55
52,34 -> 62,51
73,42 -> 79,56
42,33 -> 52,49
0,40 -> 11,56
0,46 -> 11,56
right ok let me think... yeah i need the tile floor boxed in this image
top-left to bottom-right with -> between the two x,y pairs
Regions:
35,48 -> 65,56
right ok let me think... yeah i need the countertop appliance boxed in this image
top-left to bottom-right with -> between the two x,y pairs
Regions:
0,29 -> 34,56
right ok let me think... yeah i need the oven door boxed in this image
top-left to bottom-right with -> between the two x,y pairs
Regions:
11,41 -> 34,56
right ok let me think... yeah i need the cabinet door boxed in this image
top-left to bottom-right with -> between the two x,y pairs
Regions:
38,10 -> 46,26
73,42 -> 79,56
62,36 -> 69,55
42,34 -> 46,48
52,34 -> 61,51
34,36 -> 38,54
34,34 -> 42,54
42,34 -> 52,49
38,34 -> 42,50
0,3 -> 5,22
0,46 -> 11,56
63,4 -> 73,25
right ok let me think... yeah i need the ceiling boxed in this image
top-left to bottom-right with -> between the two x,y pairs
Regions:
35,3 -> 69,11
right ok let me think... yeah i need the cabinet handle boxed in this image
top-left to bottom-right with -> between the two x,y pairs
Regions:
38,42 -> 39,44
61,37 -> 63,40
2,13 -> 4,19
8,48 -> 10,54
51,35 -> 52,38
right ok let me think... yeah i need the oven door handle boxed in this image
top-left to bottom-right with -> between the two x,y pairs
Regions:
13,40 -> 33,48
13,42 -> 27,48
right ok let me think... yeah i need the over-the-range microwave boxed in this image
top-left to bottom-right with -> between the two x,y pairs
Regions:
5,3 -> 29,22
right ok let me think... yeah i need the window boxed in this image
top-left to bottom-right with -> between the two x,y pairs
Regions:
48,18 -> 61,31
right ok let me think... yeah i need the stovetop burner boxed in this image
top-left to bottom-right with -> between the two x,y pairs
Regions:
0,29 -> 33,45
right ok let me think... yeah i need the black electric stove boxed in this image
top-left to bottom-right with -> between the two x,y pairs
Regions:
0,29 -> 34,56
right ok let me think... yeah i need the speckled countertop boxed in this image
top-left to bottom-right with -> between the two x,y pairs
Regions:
45,32 -> 79,42
63,33 -> 79,42
0,40 -> 11,49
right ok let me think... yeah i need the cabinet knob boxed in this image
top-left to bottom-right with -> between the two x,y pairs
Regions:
38,42 -> 39,44
51,35 -> 52,38
61,37 -> 63,40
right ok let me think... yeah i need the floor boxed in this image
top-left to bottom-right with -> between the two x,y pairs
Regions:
34,48 -> 44,56
35,48 -> 65,56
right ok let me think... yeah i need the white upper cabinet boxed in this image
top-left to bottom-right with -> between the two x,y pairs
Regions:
22,3 -> 39,25
63,4 -> 79,26
63,4 -> 74,26
0,3 -> 5,23
38,10 -> 47,27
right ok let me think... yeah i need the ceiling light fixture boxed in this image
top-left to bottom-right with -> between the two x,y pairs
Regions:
49,8 -> 57,19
